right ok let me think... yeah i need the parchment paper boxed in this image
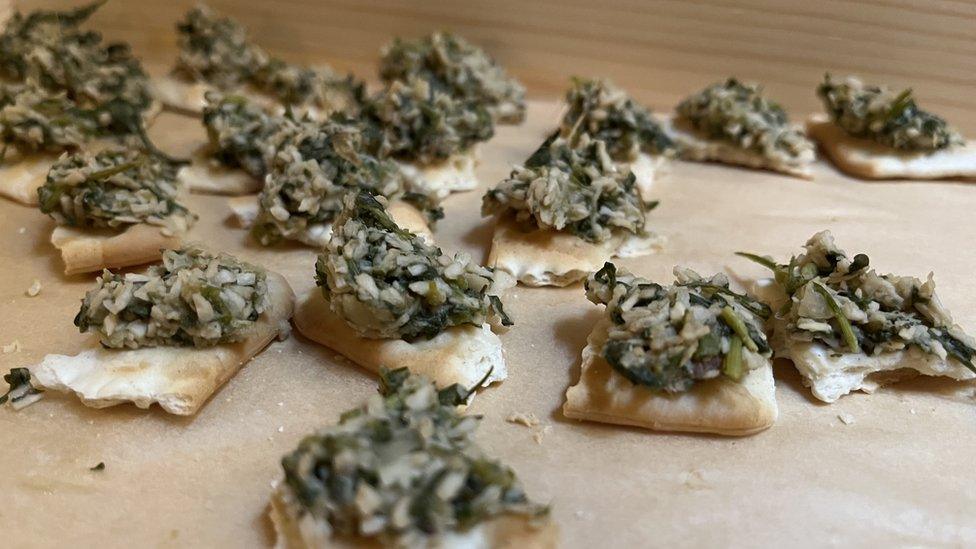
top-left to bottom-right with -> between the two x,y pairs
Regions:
2,101 -> 975,548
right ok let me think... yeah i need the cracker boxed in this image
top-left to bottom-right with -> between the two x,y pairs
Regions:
806,114 -> 976,180
563,318 -> 778,436
293,289 -> 506,390
29,271 -> 294,415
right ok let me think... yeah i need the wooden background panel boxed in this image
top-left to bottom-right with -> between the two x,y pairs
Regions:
11,0 -> 976,131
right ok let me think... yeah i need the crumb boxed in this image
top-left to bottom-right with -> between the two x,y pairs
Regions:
277,402 -> 284,407
506,412 -> 551,444
2,340 -> 21,354
17,227 -> 26,234
506,411 -> 540,427
679,469 -> 710,490
25,279 -> 41,297
277,426 -> 284,433
533,425 -> 552,445
909,408 -> 917,415
837,413 -> 855,425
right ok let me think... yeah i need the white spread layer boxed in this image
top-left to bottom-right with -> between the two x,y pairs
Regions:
488,216 -> 665,287
398,147 -> 480,200
628,152 -> 668,200
752,277 -> 976,403
781,337 -> 974,403
228,196 -> 434,246
177,146 -> 263,196
663,117 -> 813,178
806,114 -> 976,180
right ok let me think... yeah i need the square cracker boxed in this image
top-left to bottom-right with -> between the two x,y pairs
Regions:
806,114 -> 976,180
51,223 -> 184,275
563,318 -> 778,436
177,145 -> 263,195
0,154 -> 55,205
487,217 -> 662,287
293,289 -> 507,391
664,116 -> 813,179
771,318 -> 975,403
398,147 -> 480,200
29,271 -> 294,415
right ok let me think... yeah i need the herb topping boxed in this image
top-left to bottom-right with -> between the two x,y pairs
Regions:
0,2 -> 157,158
0,85 -> 96,159
0,1 -> 153,115
202,93 -> 299,180
482,134 -> 655,243
281,368 -> 547,546
74,247 -> 269,349
739,231 -> 976,373
252,119 -> 442,246
586,263 -> 771,392
363,78 -> 494,166
559,78 -> 674,160
817,74 -> 964,151
380,31 -> 526,124
39,148 -> 194,234
174,6 -> 362,113
676,78 -> 814,169
315,193 -> 511,340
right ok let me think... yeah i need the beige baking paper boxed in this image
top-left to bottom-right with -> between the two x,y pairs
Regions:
2,103 -> 975,548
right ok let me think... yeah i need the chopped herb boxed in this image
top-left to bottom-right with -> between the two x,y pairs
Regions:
202,93 -> 300,180
0,367 -> 43,405
586,263 -> 771,392
252,117 -> 441,246
362,78 -> 494,165
559,77 -> 675,160
482,134 -> 654,243
740,230 -> 976,373
0,84 -> 97,161
174,6 -> 362,113
90,462 -> 105,471
315,192 -> 510,341
676,78 -> 814,170
812,282 -> 861,353
0,3 -> 170,162
379,31 -> 526,124
817,74 -> 964,151
720,306 -> 759,353
173,5 -> 264,90
74,247 -> 269,349
280,368 -> 547,546
723,336 -> 745,381
38,148 -> 195,234
0,1 -> 153,114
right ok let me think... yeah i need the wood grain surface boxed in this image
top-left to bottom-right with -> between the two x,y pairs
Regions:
11,0 -> 976,132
